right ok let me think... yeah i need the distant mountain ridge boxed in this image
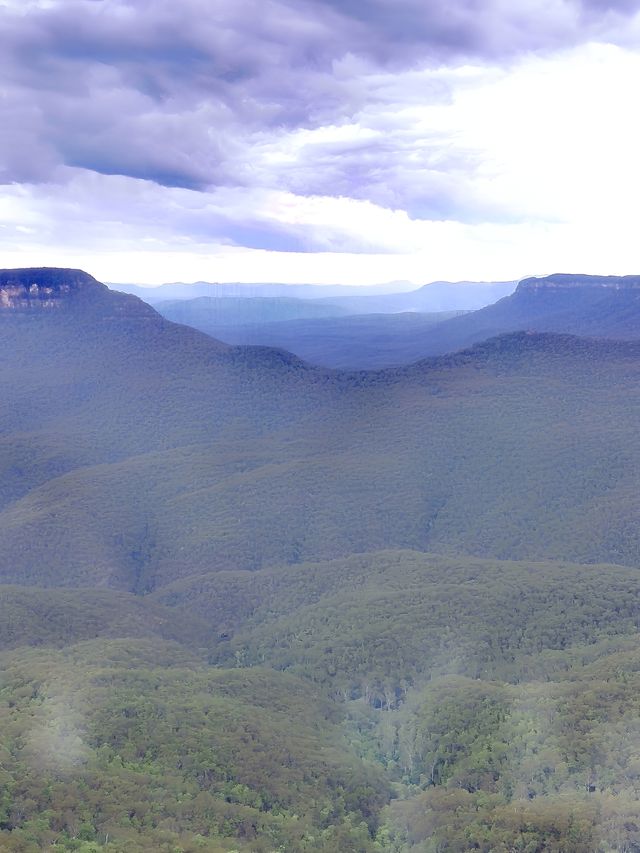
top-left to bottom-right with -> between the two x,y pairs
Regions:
410,271 -> 640,357
110,279 -> 420,302
316,279 -> 518,313
111,278 -> 518,312
153,273 -> 640,369
4,268 -> 640,590
146,278 -> 518,369
157,295 -> 348,327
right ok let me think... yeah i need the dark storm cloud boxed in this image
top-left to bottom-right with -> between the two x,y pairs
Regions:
1,0 -> 639,242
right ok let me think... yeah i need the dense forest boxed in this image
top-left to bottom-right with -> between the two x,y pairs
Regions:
3,268 -> 640,851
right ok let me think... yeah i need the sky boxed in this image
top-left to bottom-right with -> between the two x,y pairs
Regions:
1,0 -> 640,285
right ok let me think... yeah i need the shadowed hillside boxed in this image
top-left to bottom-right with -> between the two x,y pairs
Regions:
162,310 -> 467,369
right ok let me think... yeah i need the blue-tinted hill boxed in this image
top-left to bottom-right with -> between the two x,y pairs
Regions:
3,269 -> 640,591
403,273 -> 640,357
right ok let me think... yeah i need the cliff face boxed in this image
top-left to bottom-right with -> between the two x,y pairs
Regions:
518,274 -> 640,291
0,282 -> 63,310
0,268 -> 105,310
0,267 -> 161,323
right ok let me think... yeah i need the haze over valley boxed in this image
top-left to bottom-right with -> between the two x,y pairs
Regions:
115,274 -> 640,370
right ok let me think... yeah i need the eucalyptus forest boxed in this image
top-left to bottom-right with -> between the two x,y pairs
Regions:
3,268 -> 640,852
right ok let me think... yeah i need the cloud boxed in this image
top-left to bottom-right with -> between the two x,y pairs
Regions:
309,0 -> 640,61
1,0 -> 640,281
2,0 -> 640,194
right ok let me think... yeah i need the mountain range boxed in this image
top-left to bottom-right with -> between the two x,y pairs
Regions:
150,273 -> 640,369
3,267 -> 640,852
401,273 -> 640,356
4,268 -> 640,592
112,278 -> 516,309
155,295 -> 350,326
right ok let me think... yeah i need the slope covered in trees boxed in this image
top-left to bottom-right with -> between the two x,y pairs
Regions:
385,273 -> 640,359
5,552 -> 640,850
0,641 -> 389,852
3,268 -> 640,851
3,271 -> 640,588
152,551 -> 640,701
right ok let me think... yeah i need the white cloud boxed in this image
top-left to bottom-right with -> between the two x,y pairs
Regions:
2,22 -> 640,284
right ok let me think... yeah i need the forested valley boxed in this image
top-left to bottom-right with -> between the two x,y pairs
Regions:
3,268 -> 640,851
